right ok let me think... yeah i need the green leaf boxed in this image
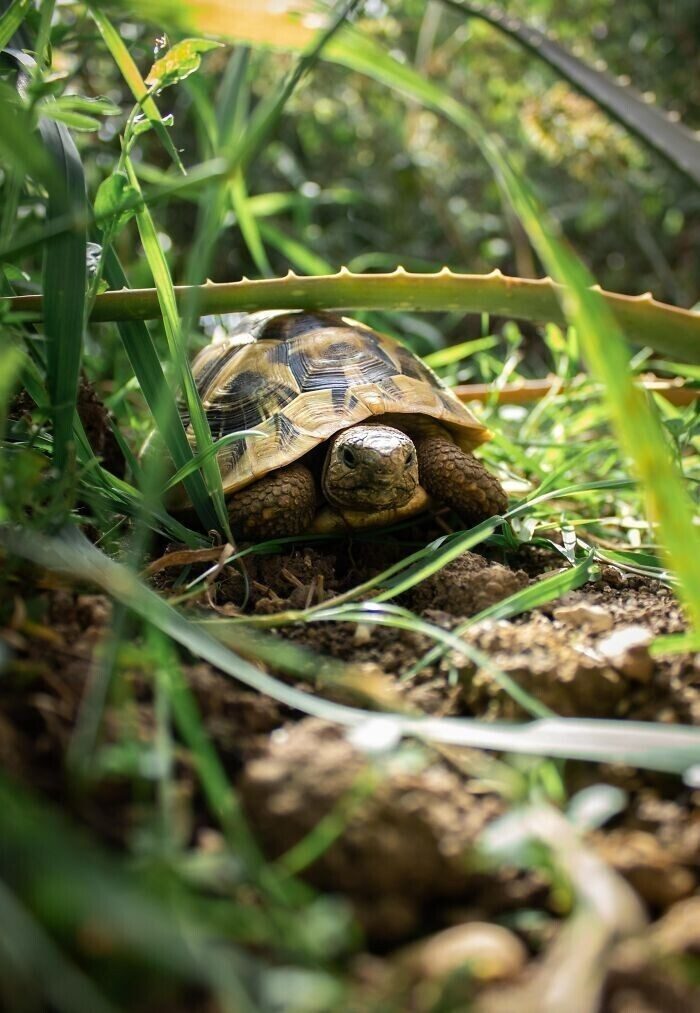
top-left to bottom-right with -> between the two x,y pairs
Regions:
38,116 -> 87,474
94,170 -> 139,231
52,94 -> 122,116
0,0 -> 31,50
131,111 -> 174,137
88,4 -> 185,173
146,38 -> 223,91
0,82 -> 53,186
39,105 -> 102,131
102,248 -> 219,533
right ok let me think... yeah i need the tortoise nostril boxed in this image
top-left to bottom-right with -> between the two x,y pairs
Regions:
341,446 -> 357,468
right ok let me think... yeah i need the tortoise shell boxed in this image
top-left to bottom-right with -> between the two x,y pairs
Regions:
186,311 -> 489,494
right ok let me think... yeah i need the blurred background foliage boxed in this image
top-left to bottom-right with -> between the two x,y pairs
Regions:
11,0 -> 700,317
2,5 -> 700,1008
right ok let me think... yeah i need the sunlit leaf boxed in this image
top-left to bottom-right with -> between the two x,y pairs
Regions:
146,38 -> 223,90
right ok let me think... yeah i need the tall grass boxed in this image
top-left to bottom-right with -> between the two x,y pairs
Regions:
1,2 -> 700,1005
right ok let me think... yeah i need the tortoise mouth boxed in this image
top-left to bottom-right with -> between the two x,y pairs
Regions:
324,477 -> 417,512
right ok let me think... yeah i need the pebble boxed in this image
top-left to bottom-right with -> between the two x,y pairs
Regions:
395,922 -> 527,982
353,623 -> 374,646
553,602 -> 613,633
597,625 -> 654,682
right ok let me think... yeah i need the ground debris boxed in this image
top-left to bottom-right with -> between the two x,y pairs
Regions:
458,614 -> 628,718
597,625 -> 654,683
393,921 -> 528,982
553,601 -> 614,633
238,718 -> 506,941
405,551 -> 528,616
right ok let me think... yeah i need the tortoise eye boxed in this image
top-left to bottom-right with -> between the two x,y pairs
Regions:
341,446 -> 357,468
405,450 -> 416,467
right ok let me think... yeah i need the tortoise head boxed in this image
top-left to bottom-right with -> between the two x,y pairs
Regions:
322,424 -> 419,511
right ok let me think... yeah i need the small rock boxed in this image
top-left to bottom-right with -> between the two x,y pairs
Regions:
598,625 -> 654,682
553,602 -> 613,633
395,922 -> 527,982
353,623 -> 374,646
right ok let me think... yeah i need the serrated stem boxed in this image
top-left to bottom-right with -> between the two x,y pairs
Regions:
5,268 -> 700,362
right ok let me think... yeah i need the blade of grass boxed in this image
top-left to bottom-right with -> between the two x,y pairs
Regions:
228,517 -> 502,629
163,430 -> 264,491
407,550 -> 597,677
424,336 -> 498,368
147,629 -> 306,904
310,601 -> 554,719
88,4 -> 185,173
102,248 -> 219,533
38,116 -> 87,475
258,221 -> 333,275
216,48 -> 273,276
0,881 -> 118,1013
3,523 -> 698,775
0,0 -> 31,50
123,156 -> 231,536
0,774 -> 259,1010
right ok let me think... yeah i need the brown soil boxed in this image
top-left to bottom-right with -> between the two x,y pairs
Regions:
2,538 -> 699,1008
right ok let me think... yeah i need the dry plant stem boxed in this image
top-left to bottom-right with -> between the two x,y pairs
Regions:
456,375 -> 700,406
6,269 -> 700,361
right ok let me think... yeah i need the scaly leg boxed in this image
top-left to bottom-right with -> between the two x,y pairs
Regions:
415,430 -> 507,526
228,462 -> 316,540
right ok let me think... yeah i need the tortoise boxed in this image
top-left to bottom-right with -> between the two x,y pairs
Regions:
172,310 -> 507,539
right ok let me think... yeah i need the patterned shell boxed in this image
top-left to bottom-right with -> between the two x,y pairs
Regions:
187,311 -> 489,494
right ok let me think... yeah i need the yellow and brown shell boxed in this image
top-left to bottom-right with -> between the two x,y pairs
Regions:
186,311 -> 489,494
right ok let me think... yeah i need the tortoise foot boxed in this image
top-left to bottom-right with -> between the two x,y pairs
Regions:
228,462 -> 316,541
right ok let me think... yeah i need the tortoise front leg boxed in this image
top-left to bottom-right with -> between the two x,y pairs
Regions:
415,430 -> 507,526
228,462 -> 316,540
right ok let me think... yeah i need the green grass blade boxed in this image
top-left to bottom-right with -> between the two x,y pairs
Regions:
164,430 -> 264,491
408,551 -> 597,677
448,1 -> 700,188
215,48 -> 273,276
423,336 -> 498,368
258,222 -> 332,275
230,170 -> 273,275
38,116 -> 87,473
0,880 -> 118,1013
312,602 -> 554,719
236,519 -> 503,630
0,774 -> 259,1009
123,157 -> 230,536
88,4 -> 185,173
371,517 -> 502,603
148,630 -> 275,884
2,524 -> 699,775
0,0 -> 31,49
102,249 -> 218,533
